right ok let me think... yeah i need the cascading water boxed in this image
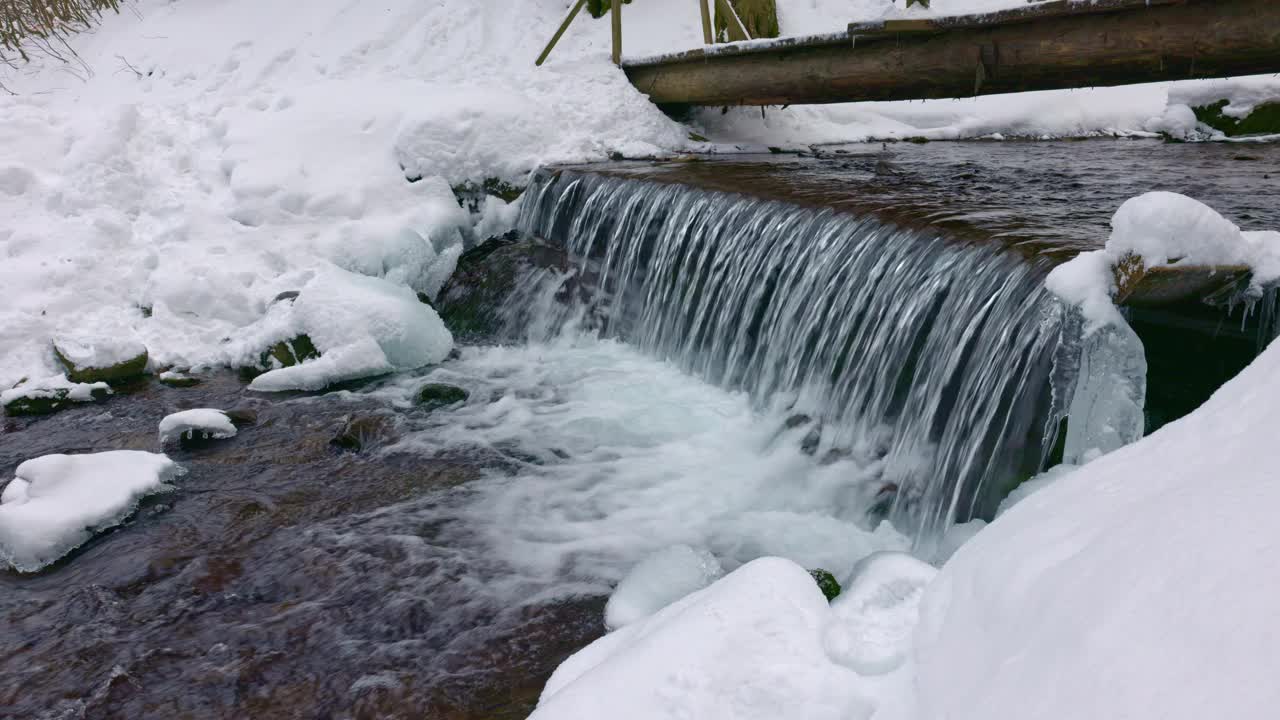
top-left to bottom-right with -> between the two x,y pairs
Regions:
513,169 -> 1144,548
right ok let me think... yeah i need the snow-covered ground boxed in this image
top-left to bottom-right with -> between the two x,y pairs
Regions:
2,0 -> 1277,392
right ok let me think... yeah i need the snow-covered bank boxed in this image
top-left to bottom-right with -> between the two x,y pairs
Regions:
2,0 -> 1277,392
0,451 -> 181,572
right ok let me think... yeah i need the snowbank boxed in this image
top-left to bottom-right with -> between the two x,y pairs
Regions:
158,409 -> 238,443
825,552 -> 936,676
0,451 -> 180,572
533,557 -> 882,720
243,266 -> 453,391
605,544 -> 724,630
913,323 -> 1280,720
1047,192 -> 1280,329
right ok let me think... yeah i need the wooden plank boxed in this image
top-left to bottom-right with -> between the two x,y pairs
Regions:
715,0 -> 752,42
699,0 -> 713,45
624,0 -> 1280,106
1113,254 -> 1252,308
612,0 -> 622,65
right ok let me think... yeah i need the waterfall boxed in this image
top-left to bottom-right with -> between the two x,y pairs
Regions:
514,169 -> 1123,546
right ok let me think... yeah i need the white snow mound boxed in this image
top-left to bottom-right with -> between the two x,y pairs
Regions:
913,327 -> 1280,720
534,557 -> 875,720
604,544 -> 724,630
0,451 -> 180,572
1,374 -> 111,408
246,265 -> 453,392
158,409 -> 238,443
825,551 -> 937,676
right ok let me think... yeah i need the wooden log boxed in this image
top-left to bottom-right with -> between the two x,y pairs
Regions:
624,0 -> 1280,106
612,0 -> 622,65
1112,253 -> 1252,308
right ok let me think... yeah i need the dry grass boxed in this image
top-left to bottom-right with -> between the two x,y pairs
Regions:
1,0 -> 120,73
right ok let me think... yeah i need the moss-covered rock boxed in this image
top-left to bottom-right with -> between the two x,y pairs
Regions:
416,383 -> 469,409
809,568 -> 842,602
435,231 -> 572,341
1193,99 -> 1280,137
261,335 -> 320,369
158,372 -> 202,388
2,386 -> 111,416
53,345 -> 149,384
451,178 -> 525,214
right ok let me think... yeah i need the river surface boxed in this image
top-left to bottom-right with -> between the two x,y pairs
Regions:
2,140 -> 1277,719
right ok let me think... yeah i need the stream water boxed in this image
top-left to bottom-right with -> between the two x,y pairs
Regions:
2,140 -> 1278,719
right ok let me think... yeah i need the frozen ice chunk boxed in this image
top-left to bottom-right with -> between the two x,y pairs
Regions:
1062,319 -> 1147,464
605,545 -> 724,630
0,451 -> 181,572
824,551 -> 936,676
534,557 -> 871,720
248,266 -> 453,391
158,408 -> 238,443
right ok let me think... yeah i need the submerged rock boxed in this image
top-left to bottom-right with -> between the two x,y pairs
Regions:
158,371 -> 202,388
330,415 -> 395,453
435,231 -> 571,341
416,383 -> 469,409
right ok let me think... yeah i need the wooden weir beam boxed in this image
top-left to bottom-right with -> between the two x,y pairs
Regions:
623,0 -> 1280,106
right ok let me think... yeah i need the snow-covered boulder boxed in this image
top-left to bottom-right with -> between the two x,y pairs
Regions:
1,375 -> 111,416
1047,192 -> 1280,330
604,544 -> 724,630
52,315 -> 149,384
158,409 -> 238,444
0,451 -> 181,572
533,557 -> 875,720
244,265 -> 454,392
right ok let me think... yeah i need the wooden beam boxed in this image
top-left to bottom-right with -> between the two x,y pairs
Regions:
611,0 -> 622,65
624,0 -> 1280,106
698,0 -> 713,45
536,0 -> 589,66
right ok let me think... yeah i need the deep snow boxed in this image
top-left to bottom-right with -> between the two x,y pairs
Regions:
2,0 -> 1277,391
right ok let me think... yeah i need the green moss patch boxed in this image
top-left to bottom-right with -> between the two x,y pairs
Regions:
808,568 -> 842,602
1193,99 -> 1280,137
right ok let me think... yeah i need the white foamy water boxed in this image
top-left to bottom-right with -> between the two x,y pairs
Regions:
371,333 -> 909,602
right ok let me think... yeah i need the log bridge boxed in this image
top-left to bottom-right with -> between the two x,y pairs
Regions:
622,0 -> 1280,107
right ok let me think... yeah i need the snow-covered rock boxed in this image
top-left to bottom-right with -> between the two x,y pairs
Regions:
1,374 -> 111,416
1047,192 -> 1280,330
0,451 -> 181,572
158,408 -> 238,443
244,266 -> 454,391
605,544 -> 724,630
534,557 -> 876,720
913,329 -> 1280,720
51,310 -> 150,383
825,551 -> 936,676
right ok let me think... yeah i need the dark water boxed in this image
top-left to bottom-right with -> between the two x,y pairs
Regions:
2,140 -> 1277,719
588,139 -> 1280,259
0,375 -> 598,719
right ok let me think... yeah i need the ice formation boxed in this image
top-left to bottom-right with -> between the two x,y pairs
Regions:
605,545 -> 724,630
